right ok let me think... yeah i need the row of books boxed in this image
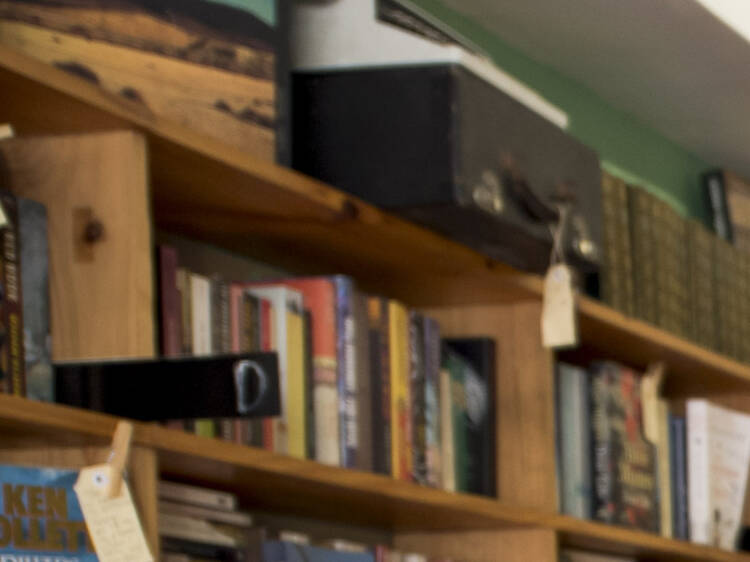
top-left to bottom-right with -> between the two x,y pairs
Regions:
557,361 -> 750,551
159,480 -> 460,562
601,172 -> 747,359
157,245 -> 496,496
0,187 -> 51,402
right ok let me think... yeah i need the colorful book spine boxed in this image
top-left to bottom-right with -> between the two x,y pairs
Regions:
441,347 -> 468,492
282,278 -> 341,466
368,297 -> 391,476
591,362 -> 659,533
556,362 -> 592,519
423,317 -> 441,488
354,292 -> 373,472
243,285 -> 306,458
389,300 -> 411,480
18,196 -> 52,402
443,338 -> 496,497
335,276 -> 358,468
410,312 -> 427,485
0,191 -> 23,396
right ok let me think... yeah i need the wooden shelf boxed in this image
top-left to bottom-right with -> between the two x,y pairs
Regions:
1,45 -> 749,392
0,394 -> 745,562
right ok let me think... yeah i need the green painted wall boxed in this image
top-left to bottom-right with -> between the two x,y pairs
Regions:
411,0 -> 712,221
205,0 -> 276,25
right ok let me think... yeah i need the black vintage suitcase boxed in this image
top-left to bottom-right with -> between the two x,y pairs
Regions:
292,64 -> 602,277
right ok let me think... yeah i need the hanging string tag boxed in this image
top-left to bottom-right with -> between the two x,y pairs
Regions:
541,201 -> 579,348
74,421 -> 154,562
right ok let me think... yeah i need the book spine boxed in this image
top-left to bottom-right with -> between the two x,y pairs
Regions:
703,170 -> 733,241
687,400 -> 710,545
557,364 -> 590,519
439,366 -> 455,492
286,296 -> 306,459
389,301 -> 412,481
18,197 -> 52,402
369,297 -> 391,476
657,401 -> 673,538
601,172 -> 628,314
410,312 -> 427,485
444,350 -> 468,492
158,245 -> 182,357
336,276 -> 358,468
628,186 -> 658,327
354,292 -> 373,472
687,220 -> 716,350
590,364 -> 613,524
284,279 -> 340,466
304,310 -> 316,460
670,415 -> 689,541
0,192 -> 23,396
190,273 -> 212,437
423,317 -> 441,488
177,268 -> 193,355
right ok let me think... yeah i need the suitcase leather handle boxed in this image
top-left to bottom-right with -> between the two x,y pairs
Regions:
499,154 -> 560,223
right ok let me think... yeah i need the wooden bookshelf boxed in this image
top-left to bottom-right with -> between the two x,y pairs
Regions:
2,45 -> 749,395
0,394 -> 745,562
2,45 -> 750,561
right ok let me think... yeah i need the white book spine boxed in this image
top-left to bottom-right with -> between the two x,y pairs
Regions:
190,274 -> 212,355
687,400 -> 710,545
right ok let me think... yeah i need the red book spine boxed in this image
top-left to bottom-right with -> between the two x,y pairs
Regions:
260,298 -> 274,451
158,245 -> 182,357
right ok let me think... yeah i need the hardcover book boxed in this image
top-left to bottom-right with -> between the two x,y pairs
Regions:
0,463 -> 97,561
669,414 -> 689,541
443,338 -> 496,497
687,219 -> 717,350
590,362 -> 659,533
18,196 -> 51,402
556,362 -> 592,519
389,300 -> 412,481
280,277 -> 347,467
600,172 -> 634,316
0,190 -> 23,396
368,297 -> 392,476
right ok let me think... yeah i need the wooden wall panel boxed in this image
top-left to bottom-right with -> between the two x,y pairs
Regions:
1,130 -> 155,360
424,302 -> 558,512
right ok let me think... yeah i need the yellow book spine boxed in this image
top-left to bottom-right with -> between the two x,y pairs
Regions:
286,307 -> 306,459
389,300 -> 411,480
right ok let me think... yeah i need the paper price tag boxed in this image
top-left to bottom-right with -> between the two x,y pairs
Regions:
74,464 -> 153,562
541,263 -> 579,349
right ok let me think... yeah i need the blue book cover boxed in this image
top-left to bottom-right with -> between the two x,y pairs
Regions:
670,414 -> 689,540
556,363 -> 592,519
0,464 -> 97,561
263,541 -> 374,562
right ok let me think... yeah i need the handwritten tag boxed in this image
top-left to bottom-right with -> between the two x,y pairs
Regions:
74,464 -> 153,562
541,263 -> 579,348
